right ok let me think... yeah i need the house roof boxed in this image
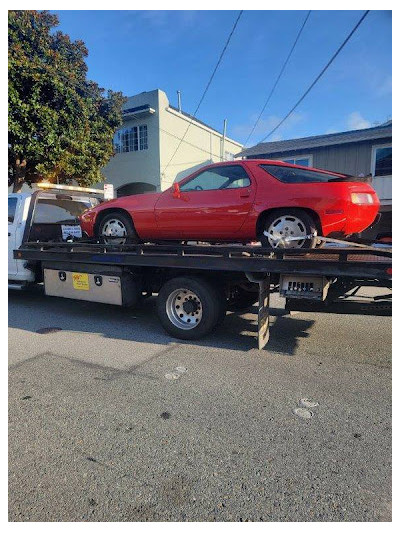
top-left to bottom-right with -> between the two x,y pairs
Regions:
238,121 -> 392,157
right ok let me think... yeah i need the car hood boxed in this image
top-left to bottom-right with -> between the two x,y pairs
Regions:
95,191 -> 161,212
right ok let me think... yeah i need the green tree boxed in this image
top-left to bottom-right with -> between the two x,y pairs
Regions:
8,10 -> 125,192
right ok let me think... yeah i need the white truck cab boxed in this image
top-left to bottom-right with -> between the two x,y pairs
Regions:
8,184 -> 104,287
8,192 -> 36,283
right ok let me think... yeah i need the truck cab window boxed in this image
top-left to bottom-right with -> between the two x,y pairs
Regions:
33,197 -> 99,224
8,197 -> 17,223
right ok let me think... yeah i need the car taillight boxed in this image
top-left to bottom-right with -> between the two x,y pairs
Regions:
351,193 -> 374,204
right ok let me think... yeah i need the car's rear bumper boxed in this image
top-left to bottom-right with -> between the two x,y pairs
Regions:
321,203 -> 380,237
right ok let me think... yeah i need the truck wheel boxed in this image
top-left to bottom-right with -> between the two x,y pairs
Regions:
157,277 -> 224,340
260,209 -> 317,249
97,212 -> 139,245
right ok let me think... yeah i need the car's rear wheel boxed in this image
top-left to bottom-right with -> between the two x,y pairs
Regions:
260,209 -> 318,249
97,212 -> 139,245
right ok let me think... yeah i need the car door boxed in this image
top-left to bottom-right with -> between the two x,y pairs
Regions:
154,164 -> 256,239
8,196 -> 19,276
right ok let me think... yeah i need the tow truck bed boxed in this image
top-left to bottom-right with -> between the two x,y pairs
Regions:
14,240 -> 391,350
15,241 -> 392,280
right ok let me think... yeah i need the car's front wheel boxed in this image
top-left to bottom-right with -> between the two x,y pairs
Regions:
97,212 -> 139,245
260,209 -> 318,249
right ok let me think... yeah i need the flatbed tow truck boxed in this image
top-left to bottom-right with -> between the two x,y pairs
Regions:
9,185 -> 392,349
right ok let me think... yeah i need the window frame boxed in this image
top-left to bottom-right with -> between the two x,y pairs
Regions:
114,124 -> 148,154
179,164 -> 252,193
273,154 -> 313,167
371,143 -> 392,177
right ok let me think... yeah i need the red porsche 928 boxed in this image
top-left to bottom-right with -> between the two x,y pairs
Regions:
79,160 -> 380,249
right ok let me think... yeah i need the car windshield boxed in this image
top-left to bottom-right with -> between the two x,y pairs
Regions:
260,164 -> 352,183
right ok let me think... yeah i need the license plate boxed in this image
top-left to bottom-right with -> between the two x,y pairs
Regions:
61,224 -> 82,240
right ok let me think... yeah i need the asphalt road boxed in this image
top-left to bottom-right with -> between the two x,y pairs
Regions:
8,286 -> 391,522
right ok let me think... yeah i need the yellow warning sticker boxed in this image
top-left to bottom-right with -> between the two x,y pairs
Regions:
72,273 -> 90,291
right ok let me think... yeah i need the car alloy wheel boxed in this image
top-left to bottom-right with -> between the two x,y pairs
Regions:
265,214 -> 309,249
101,218 -> 128,245
166,289 -> 203,330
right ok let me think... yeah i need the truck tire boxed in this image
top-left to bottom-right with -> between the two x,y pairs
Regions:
156,276 -> 224,340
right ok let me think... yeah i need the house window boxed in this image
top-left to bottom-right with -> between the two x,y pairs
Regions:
114,125 -> 148,153
280,155 -> 313,167
139,125 -> 148,150
372,144 -> 392,177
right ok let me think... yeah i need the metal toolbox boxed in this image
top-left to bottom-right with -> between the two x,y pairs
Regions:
43,263 -> 139,306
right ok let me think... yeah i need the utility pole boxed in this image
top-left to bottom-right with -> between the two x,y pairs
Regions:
177,91 -> 182,113
222,119 -> 227,161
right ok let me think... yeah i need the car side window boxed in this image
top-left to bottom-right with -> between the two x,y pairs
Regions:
8,197 -> 17,224
180,165 -> 251,192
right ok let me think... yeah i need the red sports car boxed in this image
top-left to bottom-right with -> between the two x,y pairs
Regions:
79,160 -> 380,248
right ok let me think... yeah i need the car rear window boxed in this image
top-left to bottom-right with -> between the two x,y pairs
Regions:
260,164 -> 347,183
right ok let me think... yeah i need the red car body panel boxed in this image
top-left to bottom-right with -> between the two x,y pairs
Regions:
79,160 -> 380,241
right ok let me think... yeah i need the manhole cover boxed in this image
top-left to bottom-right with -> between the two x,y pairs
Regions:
299,398 -> 319,408
165,372 -> 180,380
36,327 -> 63,334
293,407 -> 313,419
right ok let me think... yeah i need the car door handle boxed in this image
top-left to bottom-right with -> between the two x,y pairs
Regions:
239,190 -> 251,198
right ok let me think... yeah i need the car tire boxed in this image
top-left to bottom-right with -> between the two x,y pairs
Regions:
97,211 -> 139,244
156,276 -> 225,340
260,209 -> 318,249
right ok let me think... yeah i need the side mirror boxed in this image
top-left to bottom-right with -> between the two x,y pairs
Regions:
172,182 -> 181,198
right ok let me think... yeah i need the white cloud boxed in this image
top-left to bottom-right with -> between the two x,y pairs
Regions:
346,112 -> 371,131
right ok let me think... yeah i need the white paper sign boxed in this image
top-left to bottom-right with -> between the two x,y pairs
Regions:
61,225 -> 83,240
104,184 -> 114,200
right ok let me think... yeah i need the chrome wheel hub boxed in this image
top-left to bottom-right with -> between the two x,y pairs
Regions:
264,215 -> 307,249
101,219 -> 127,244
166,289 -> 203,330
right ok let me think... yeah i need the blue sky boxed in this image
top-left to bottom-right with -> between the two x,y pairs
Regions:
53,10 -> 392,146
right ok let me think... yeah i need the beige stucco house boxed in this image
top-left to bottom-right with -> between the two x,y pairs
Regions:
102,89 -> 243,197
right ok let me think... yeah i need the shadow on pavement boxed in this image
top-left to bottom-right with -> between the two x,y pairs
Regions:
8,286 -> 315,356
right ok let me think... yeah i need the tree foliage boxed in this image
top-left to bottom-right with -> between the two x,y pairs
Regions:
8,10 -> 125,191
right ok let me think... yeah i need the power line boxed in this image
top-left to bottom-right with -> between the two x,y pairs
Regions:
160,127 -> 223,160
256,10 -> 370,145
162,10 -> 243,175
243,10 -> 311,147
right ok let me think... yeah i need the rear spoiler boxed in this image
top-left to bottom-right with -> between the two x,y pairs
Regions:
330,174 -> 373,184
